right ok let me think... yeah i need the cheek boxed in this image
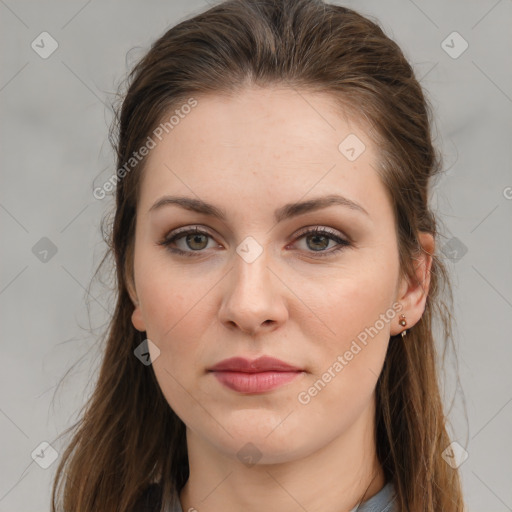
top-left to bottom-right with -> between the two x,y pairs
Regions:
144,284 -> 208,423
299,257 -> 397,399
293,286 -> 392,441
141,281 -> 206,368
137,254 -> 218,339
136,253 -> 203,335
304,260 -> 396,346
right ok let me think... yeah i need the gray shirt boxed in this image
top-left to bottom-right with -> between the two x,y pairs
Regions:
348,481 -> 398,512
163,481 -> 398,512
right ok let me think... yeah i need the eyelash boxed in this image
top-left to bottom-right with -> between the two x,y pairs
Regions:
157,225 -> 351,258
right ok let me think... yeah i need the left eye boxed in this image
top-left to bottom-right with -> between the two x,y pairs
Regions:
292,226 -> 351,257
158,226 -> 351,258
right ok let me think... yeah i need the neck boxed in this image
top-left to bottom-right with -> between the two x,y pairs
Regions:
179,397 -> 386,512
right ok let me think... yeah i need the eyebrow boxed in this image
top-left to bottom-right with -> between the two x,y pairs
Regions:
148,194 -> 370,223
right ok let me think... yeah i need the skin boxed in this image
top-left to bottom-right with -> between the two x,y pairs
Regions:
127,86 -> 433,512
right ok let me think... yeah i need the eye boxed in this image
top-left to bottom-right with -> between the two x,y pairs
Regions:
291,226 -> 351,257
157,226 -> 218,257
158,225 -> 351,258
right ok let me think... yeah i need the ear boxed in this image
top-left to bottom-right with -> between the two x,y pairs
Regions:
126,272 -> 146,333
390,232 -> 434,336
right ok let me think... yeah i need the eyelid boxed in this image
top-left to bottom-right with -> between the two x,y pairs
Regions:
292,225 -> 349,242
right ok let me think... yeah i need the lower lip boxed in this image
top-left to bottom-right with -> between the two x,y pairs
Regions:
210,370 -> 303,393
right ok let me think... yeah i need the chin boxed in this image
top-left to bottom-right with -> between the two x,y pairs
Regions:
207,428 -> 315,466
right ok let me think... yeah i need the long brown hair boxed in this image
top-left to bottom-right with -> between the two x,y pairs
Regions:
51,1 -> 467,510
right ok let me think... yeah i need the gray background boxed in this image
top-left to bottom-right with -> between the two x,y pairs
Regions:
1,0 -> 511,510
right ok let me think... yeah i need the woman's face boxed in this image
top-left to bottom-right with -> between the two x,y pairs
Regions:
129,86 -> 422,464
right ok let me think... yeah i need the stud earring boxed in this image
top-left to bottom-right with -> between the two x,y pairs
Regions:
399,314 -> 407,338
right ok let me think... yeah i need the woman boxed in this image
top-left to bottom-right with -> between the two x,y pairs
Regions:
51,0 -> 466,510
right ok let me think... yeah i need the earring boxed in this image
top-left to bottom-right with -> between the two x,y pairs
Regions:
399,314 -> 407,338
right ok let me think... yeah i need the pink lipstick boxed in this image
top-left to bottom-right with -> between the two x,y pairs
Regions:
208,356 -> 304,393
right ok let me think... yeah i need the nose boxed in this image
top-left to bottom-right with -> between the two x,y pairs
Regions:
217,248 -> 289,336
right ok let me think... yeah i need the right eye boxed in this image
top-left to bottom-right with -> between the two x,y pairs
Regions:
157,226 -> 220,257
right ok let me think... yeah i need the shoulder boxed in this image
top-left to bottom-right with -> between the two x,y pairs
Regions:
356,480 -> 399,512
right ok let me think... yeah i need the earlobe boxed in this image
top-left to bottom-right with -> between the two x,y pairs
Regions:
131,305 -> 146,332
126,278 -> 146,332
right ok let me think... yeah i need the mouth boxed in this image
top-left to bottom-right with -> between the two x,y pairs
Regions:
209,369 -> 304,393
207,355 -> 305,394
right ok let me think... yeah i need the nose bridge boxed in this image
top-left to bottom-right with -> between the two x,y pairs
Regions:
218,240 -> 287,333
235,244 -> 271,293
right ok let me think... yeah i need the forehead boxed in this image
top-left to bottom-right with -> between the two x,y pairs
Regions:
138,86 -> 390,221
151,87 -> 366,160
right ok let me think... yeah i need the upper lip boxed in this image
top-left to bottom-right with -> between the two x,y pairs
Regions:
208,356 -> 303,373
